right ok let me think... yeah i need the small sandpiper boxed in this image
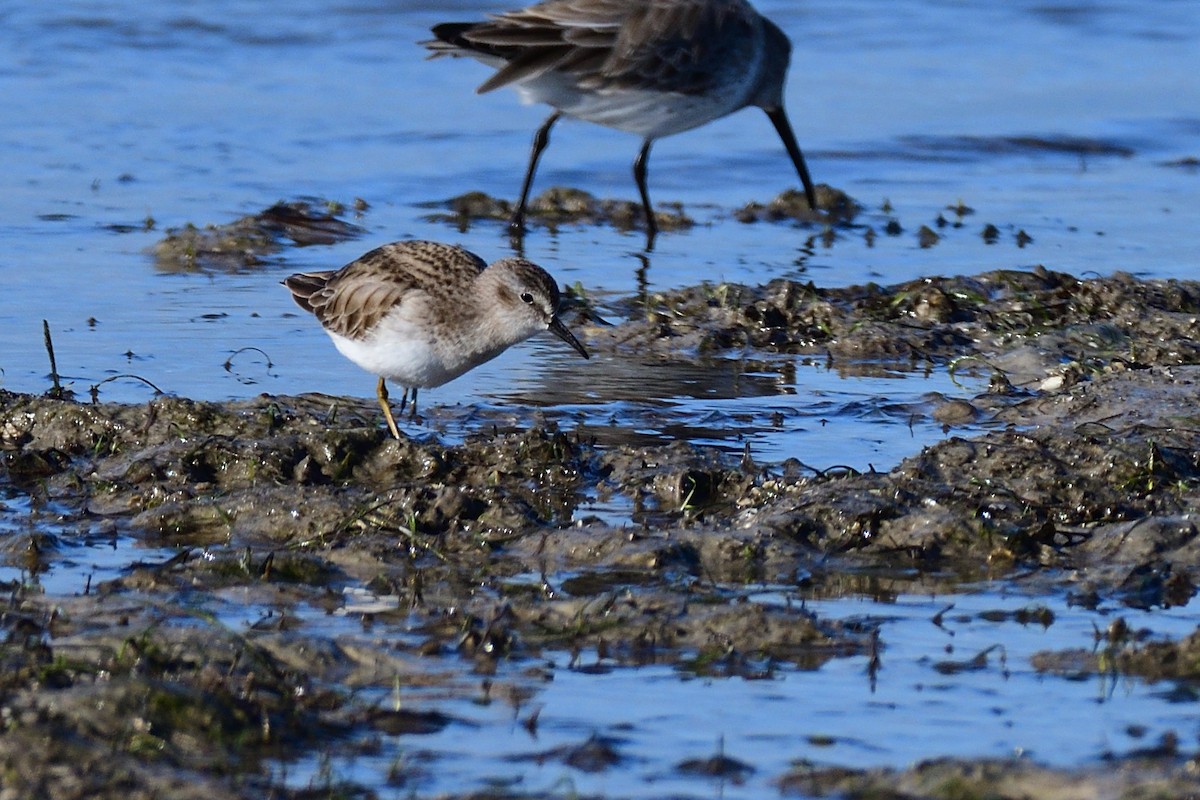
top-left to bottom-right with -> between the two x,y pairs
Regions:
423,0 -> 818,240
283,240 -> 589,439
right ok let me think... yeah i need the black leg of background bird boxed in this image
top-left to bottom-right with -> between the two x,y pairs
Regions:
633,252 -> 651,309
764,106 -> 818,213
511,111 -> 561,236
633,139 -> 658,249
408,387 -> 420,419
396,384 -> 408,415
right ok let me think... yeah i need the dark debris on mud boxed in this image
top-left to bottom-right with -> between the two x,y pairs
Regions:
426,186 -> 695,233
780,756 -> 1200,799
732,183 -> 859,225
592,266 -> 1200,377
152,198 -> 367,273
425,183 -> 858,233
4,266 -> 1200,797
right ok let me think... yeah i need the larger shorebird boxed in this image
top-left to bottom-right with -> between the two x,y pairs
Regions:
424,0 -> 818,239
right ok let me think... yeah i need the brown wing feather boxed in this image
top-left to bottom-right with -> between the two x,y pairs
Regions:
284,241 -> 487,341
428,0 -> 756,96
599,0 -> 755,93
282,271 -> 336,315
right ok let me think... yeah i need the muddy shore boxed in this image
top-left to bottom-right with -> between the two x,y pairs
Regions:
3,264 -> 1200,798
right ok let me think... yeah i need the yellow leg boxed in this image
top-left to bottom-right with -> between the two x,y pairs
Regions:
376,377 -> 402,440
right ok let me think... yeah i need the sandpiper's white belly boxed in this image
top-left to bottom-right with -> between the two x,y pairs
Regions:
326,306 -> 506,390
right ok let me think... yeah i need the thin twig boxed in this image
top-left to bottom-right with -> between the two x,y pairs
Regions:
89,374 -> 165,403
224,346 -> 275,372
42,319 -> 66,399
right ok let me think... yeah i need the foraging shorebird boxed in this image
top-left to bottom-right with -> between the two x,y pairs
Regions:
424,0 -> 818,240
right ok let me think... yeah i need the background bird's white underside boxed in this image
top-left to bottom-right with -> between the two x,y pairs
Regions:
470,51 -> 766,139
520,81 -> 750,138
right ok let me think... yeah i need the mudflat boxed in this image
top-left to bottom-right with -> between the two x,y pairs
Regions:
3,266 -> 1200,798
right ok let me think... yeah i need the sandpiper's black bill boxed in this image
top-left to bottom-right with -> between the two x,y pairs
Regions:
548,316 -> 590,359
765,106 -> 818,211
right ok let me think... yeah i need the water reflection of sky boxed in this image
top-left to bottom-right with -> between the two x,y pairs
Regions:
266,584 -> 1200,799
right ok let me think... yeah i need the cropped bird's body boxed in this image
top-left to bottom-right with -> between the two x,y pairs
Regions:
283,240 -> 589,438
424,0 -> 817,240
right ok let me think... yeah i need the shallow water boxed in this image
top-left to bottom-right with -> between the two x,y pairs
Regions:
0,486 -> 180,595
266,582 -> 1200,798
2,0 -> 1200,794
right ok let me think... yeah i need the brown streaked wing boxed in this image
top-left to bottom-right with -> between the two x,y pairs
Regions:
306,241 -> 487,341
479,47 -> 577,93
503,0 -> 634,29
462,0 -> 628,92
463,26 -> 568,48
463,0 -> 756,96
283,270 -> 336,315
599,0 -> 756,94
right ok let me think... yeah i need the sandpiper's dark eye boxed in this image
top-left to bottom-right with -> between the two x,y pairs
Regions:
520,291 -> 535,305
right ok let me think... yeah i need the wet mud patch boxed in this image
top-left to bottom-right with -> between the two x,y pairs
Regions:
422,184 -> 1049,249
152,197 -> 367,273
425,186 -> 695,233
780,756 -> 1200,799
3,266 -> 1200,796
732,184 -> 860,225
0,592 -> 346,800
1033,616 -> 1200,686
589,267 -> 1200,381
424,183 -> 860,233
